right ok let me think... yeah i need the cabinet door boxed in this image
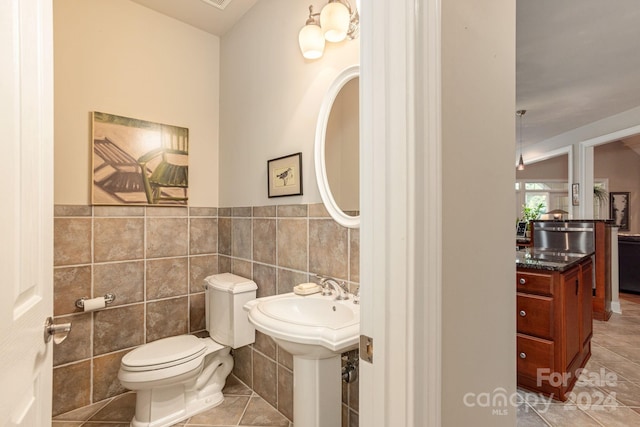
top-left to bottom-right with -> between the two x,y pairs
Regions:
517,293 -> 553,340
562,267 -> 581,368
581,260 -> 594,347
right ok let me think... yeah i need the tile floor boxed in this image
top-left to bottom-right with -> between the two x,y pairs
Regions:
518,293 -> 640,426
52,294 -> 640,427
52,375 -> 292,427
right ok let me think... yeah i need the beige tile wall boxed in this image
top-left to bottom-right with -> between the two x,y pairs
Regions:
52,203 -> 359,426
52,205 -> 218,416
220,204 -> 360,425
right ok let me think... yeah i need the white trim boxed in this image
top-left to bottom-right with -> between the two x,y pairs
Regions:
524,145 -> 572,165
577,125 -> 640,219
522,146 -> 575,217
524,108 -> 640,160
314,65 -> 360,229
577,125 -> 640,215
579,124 -> 640,149
575,127 -> 640,313
415,0 -> 442,424
360,0 -> 441,426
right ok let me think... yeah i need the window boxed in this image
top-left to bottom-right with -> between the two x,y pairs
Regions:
516,180 -> 568,219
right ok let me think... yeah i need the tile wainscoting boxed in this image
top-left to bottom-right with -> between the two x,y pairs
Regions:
53,203 -> 359,427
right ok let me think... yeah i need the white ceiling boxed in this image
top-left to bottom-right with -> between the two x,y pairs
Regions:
131,0 -> 257,36
131,0 -> 640,148
517,0 -> 640,147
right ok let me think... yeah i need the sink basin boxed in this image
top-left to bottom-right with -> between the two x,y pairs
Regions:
244,292 -> 359,358
258,296 -> 357,328
244,291 -> 360,427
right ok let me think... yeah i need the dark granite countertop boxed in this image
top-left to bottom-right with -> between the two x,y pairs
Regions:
619,233 -> 640,242
516,248 -> 594,272
532,219 -> 614,224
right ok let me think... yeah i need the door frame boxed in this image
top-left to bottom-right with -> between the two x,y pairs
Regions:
359,0 -> 442,426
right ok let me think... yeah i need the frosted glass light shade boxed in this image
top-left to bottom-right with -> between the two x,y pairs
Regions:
320,2 -> 350,42
299,24 -> 325,59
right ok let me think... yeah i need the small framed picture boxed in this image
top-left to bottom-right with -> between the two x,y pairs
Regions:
572,183 -> 580,206
267,152 -> 303,198
610,191 -> 630,231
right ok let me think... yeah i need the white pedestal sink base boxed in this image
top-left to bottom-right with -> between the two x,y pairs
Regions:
293,355 -> 341,427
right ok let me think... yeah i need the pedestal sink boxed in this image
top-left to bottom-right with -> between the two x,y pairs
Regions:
244,292 -> 360,427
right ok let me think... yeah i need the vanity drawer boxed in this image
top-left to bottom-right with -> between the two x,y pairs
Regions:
517,334 -> 554,379
517,293 -> 553,339
517,271 -> 552,296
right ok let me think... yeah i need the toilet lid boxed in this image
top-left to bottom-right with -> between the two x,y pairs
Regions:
121,335 -> 207,372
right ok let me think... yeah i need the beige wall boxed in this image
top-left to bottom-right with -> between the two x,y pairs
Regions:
219,0 -> 359,207
595,140 -> 640,233
54,0 -> 220,206
516,154 -> 569,180
441,0 -> 516,425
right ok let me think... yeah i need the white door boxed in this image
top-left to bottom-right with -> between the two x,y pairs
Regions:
0,0 -> 54,425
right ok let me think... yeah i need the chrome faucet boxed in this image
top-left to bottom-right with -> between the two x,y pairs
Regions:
316,275 -> 350,300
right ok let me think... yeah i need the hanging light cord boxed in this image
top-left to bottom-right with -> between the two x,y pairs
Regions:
517,110 -> 526,170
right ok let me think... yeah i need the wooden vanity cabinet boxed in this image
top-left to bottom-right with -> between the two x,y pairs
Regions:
516,258 -> 592,401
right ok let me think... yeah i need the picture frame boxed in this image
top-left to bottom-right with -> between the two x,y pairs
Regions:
572,183 -> 580,206
610,191 -> 630,231
92,111 -> 189,206
267,152 -> 303,198
516,221 -> 528,238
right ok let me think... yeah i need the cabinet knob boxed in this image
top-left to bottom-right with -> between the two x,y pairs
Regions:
519,310 -> 526,317
519,352 -> 527,359
519,278 -> 526,285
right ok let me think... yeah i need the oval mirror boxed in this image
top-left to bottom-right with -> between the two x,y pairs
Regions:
314,65 -> 360,228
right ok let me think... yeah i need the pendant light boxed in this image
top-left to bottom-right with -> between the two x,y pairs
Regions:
516,110 -> 526,171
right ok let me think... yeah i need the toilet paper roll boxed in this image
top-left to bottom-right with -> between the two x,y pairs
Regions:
83,296 -> 106,312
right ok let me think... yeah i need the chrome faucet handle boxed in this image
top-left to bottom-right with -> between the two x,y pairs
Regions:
321,282 -> 333,296
353,287 -> 360,305
316,275 -> 350,300
315,275 -> 332,296
327,279 -> 349,300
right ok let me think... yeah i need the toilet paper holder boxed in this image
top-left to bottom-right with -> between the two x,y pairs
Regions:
75,293 -> 116,309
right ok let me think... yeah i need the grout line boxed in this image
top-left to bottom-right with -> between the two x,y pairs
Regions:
235,393 -> 253,426
525,402 -> 554,427
577,404 -> 608,427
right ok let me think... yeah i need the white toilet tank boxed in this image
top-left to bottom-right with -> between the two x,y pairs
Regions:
204,273 -> 257,348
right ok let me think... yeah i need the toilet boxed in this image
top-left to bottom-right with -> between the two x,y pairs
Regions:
118,273 -> 257,427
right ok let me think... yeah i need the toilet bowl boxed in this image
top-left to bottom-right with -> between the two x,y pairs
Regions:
118,273 -> 257,427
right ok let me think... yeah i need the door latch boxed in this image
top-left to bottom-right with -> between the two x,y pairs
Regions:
44,317 -> 71,344
360,334 -> 373,363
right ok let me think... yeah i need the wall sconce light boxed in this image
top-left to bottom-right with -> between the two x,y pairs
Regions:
516,110 -> 526,171
298,0 -> 359,60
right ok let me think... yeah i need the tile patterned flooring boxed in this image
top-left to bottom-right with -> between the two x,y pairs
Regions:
518,293 -> 640,426
53,294 -> 640,427
52,375 -> 292,427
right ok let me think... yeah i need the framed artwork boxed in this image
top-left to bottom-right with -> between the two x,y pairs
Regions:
610,192 -> 630,231
572,183 -> 580,206
516,221 -> 528,238
92,111 -> 189,205
267,152 -> 303,198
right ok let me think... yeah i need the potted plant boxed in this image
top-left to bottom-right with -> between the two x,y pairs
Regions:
520,202 -> 546,236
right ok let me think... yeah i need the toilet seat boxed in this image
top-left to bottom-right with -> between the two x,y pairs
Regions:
121,335 -> 206,372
